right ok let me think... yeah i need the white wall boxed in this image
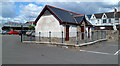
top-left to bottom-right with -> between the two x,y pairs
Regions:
90,19 -> 97,25
35,10 -> 64,38
69,25 -> 77,37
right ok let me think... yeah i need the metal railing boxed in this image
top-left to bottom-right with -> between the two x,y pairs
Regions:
21,30 -> 107,45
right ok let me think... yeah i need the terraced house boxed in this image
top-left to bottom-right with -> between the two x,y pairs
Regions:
86,9 -> 120,30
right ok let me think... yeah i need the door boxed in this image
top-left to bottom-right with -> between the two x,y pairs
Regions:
81,26 -> 84,39
65,25 -> 69,41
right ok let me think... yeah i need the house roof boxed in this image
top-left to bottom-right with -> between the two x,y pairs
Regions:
105,12 -> 114,18
87,15 -> 92,19
94,13 -> 103,19
47,5 -> 80,23
74,16 -> 92,26
74,16 -> 84,23
115,12 -> 120,18
73,15 -> 84,17
93,11 -> 120,19
34,5 -> 92,26
35,5 -> 81,25
26,21 -> 34,24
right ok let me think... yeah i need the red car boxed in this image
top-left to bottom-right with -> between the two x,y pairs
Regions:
8,31 -> 19,34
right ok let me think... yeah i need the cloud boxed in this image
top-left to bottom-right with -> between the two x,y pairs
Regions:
42,2 -> 119,15
1,1 -> 119,24
2,0 -> 120,2
19,3 -> 43,22
1,2 -> 17,18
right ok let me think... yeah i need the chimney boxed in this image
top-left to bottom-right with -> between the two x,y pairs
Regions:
114,8 -> 117,12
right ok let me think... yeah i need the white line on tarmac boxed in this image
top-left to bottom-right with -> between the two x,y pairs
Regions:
80,50 -> 114,55
114,49 -> 120,55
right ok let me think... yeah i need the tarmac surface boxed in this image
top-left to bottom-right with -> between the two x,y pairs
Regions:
2,35 -> 119,64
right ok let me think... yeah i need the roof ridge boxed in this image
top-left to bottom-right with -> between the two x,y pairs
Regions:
73,15 -> 84,17
46,5 -> 80,14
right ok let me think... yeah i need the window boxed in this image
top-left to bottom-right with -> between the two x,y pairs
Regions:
103,19 -> 107,23
97,19 -> 99,24
115,18 -> 119,23
109,19 -> 111,23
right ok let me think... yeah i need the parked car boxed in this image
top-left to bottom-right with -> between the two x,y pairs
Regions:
26,31 -> 35,37
2,30 -> 10,35
8,31 -> 19,34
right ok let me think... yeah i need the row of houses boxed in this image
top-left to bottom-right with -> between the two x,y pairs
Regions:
86,10 -> 120,30
34,5 -> 120,41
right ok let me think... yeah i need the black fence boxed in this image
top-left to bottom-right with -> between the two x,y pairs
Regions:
21,30 -> 107,45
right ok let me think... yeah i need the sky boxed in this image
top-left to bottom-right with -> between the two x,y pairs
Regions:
0,0 -> 120,23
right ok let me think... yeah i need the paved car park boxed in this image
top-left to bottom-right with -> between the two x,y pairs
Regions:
2,35 -> 119,64
80,41 -> 119,55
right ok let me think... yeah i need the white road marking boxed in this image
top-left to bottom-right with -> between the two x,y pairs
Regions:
80,50 -> 113,55
114,49 -> 120,55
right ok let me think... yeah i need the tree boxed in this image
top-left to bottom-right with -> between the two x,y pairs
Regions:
28,25 -> 35,30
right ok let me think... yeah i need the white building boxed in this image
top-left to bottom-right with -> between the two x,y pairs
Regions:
86,10 -> 120,30
35,5 -> 93,41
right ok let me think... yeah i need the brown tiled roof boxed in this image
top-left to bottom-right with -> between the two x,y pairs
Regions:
116,12 -> 120,18
105,11 -> 120,18
94,13 -> 103,18
94,11 -> 120,19
105,12 -> 114,18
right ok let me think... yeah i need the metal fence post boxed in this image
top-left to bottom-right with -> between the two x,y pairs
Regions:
100,30 -> 102,39
39,32 -> 41,42
96,31 -> 98,40
91,31 -> 93,41
62,31 -> 63,43
105,31 -> 106,39
49,31 -> 51,42
102,31 -> 104,39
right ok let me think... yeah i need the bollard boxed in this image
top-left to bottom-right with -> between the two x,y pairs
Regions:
49,31 -> 51,42
92,31 -> 94,41
39,32 -> 41,42
76,31 -> 79,45
21,33 -> 22,42
62,31 -> 63,43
